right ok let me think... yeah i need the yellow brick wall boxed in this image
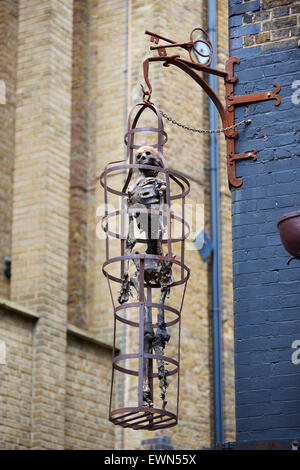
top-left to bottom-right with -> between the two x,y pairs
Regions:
68,0 -> 90,329
0,0 -> 18,298
0,307 -> 34,449
0,302 -> 116,450
65,334 -> 116,450
10,0 -> 73,449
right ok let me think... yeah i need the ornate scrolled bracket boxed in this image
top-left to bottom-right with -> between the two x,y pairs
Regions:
225,57 -> 281,188
142,29 -> 281,189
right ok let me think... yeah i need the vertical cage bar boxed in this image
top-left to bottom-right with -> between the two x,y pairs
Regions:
147,285 -> 154,402
181,196 -> 185,280
120,197 -> 126,278
104,171 -> 109,261
138,255 -> 145,409
165,170 -> 172,259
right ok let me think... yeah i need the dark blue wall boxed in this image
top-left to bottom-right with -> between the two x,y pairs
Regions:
229,0 -> 300,441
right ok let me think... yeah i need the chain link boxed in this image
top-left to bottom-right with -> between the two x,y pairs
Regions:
159,109 -> 251,134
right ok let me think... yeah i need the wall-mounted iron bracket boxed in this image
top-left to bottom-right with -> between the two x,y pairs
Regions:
142,30 -> 281,189
225,57 -> 281,188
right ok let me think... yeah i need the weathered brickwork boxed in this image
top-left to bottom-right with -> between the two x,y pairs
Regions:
229,0 -> 300,53
65,333 -> 115,449
68,0 -> 90,330
88,0 -> 127,342
229,0 -> 300,441
0,305 -> 35,450
11,0 -> 73,449
0,300 -> 115,450
0,1 -> 18,298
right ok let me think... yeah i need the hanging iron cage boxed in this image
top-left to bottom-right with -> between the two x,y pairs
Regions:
100,103 -> 190,430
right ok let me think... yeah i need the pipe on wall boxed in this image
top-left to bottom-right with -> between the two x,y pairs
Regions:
207,0 -> 224,446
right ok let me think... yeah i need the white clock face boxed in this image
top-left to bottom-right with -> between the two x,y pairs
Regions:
193,38 -> 211,65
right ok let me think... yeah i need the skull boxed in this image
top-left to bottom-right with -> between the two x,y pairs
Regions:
135,146 -> 162,177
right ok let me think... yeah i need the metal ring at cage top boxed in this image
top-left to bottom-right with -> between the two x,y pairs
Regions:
126,103 -> 166,151
102,253 -> 190,287
123,103 -> 168,193
126,103 -> 167,162
124,127 -> 168,149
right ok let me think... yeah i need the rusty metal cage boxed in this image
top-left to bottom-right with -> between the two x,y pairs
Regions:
100,103 -> 190,430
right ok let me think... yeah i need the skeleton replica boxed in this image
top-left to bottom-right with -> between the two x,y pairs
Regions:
118,145 -> 174,409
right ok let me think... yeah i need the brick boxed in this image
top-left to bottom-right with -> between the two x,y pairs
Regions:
254,10 -> 270,21
236,390 -> 271,406
255,32 -> 270,44
235,363 -> 271,379
229,1 -> 261,17
230,36 -> 243,51
271,27 -> 292,40
244,35 -> 256,46
275,170 -> 296,183
230,23 -> 261,38
262,15 -> 297,31
235,45 -> 262,58
262,0 -> 294,8
243,13 -> 254,24
291,4 -> 300,13
230,15 -> 243,27
273,5 -> 290,17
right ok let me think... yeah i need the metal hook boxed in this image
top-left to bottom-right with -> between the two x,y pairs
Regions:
140,83 -> 153,105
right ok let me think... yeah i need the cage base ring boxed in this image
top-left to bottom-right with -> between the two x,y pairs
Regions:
110,407 -> 177,430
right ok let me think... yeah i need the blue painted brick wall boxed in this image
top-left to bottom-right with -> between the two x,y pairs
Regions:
228,0 -> 300,442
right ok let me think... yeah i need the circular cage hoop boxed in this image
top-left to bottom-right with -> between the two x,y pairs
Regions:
113,353 -> 179,378
102,254 -> 190,287
114,302 -> 180,329
100,163 -> 190,200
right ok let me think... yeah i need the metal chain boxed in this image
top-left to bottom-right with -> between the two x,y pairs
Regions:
159,109 -> 251,134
